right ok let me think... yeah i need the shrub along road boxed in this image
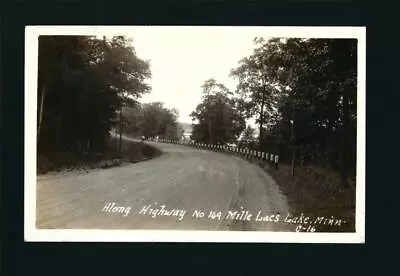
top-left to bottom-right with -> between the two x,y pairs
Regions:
36,137 -> 295,231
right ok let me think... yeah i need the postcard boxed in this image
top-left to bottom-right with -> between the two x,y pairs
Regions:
25,26 -> 365,243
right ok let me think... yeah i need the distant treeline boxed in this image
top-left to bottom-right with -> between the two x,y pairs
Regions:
190,38 -> 357,179
37,36 -> 151,156
122,102 -> 183,140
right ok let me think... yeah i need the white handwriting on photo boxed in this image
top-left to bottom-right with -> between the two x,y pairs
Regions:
101,202 -> 347,232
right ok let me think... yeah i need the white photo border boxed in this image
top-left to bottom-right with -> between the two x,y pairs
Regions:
24,26 -> 366,243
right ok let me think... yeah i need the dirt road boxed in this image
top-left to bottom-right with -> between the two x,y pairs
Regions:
36,138 -> 295,231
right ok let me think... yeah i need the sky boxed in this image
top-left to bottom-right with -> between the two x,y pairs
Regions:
128,27 -> 271,126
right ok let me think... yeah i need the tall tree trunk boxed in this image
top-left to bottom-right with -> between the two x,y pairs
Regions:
325,129 -> 333,167
341,89 -> 349,187
207,91 -> 213,144
37,84 -> 46,143
208,117 -> 213,144
291,111 -> 296,176
325,91 -> 338,168
258,114 -> 263,146
259,95 -> 265,147
119,107 -> 122,156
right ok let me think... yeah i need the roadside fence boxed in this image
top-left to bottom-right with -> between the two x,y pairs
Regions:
145,136 -> 280,170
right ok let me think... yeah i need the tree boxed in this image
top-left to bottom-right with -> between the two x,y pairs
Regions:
279,39 -> 356,185
37,35 -> 151,156
230,37 -> 357,184
238,125 -> 256,148
230,38 -> 282,147
190,79 -> 245,144
199,79 -> 232,143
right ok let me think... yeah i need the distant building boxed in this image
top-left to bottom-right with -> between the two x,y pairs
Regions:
180,122 -> 193,141
182,131 -> 192,140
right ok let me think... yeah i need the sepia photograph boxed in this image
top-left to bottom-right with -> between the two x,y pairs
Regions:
25,26 -> 365,242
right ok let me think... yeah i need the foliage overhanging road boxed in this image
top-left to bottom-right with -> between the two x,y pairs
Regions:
37,137 -> 295,231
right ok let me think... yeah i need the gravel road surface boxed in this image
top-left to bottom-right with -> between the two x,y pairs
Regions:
36,138 -> 295,231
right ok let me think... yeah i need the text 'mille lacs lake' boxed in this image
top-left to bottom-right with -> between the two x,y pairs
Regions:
25,25 -> 365,243
101,202 -> 347,233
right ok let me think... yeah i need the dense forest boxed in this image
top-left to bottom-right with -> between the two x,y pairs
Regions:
37,35 -> 186,172
37,36 -> 152,156
190,38 -> 357,185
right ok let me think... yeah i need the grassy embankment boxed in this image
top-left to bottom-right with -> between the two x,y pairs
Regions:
257,160 -> 356,232
37,136 -> 162,175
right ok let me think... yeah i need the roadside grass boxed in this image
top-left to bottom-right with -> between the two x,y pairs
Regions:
257,161 -> 356,232
37,136 -> 163,175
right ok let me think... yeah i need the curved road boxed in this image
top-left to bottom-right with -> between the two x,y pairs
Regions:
36,138 -> 295,231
